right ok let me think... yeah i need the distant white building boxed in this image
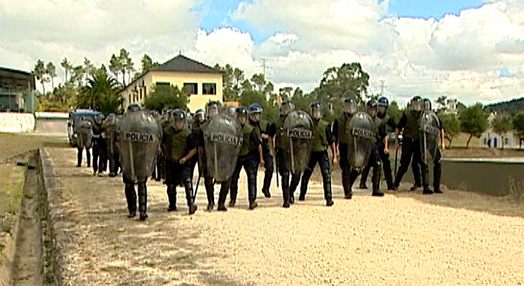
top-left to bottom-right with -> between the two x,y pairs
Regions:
441,98 -> 458,114
480,112 -> 522,149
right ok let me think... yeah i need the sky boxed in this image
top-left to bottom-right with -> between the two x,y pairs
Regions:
2,0 -> 524,107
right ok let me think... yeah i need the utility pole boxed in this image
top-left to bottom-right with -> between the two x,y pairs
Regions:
380,80 -> 385,96
262,58 -> 266,76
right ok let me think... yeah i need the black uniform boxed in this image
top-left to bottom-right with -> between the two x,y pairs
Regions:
412,116 -> 444,193
333,112 -> 354,198
394,110 -> 427,190
251,119 -> 276,198
360,114 -> 396,190
230,123 -> 262,209
274,115 -> 302,205
299,119 -> 335,205
92,122 -> 107,174
162,125 -> 198,214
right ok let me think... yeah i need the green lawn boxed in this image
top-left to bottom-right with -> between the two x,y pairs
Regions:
1,133 -> 69,162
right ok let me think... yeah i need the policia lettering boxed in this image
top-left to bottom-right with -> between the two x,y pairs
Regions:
298,102 -> 336,206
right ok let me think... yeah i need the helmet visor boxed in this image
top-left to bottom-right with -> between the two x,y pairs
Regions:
378,105 -> 387,115
208,106 -> 219,118
237,114 -> 247,125
344,102 -> 357,114
412,101 -> 422,112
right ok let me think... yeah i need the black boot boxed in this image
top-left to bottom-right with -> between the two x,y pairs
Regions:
184,180 -> 198,214
205,177 -> 215,210
86,150 -> 91,168
299,170 -> 311,201
342,168 -> 352,199
166,185 -> 177,211
323,173 -> 334,206
359,165 -> 370,189
423,185 -> 434,195
248,173 -> 258,210
77,148 -> 82,167
347,170 -> 360,199
125,183 -> 137,218
371,166 -> 384,197
281,171 -> 291,207
217,180 -> 229,211
262,170 -> 272,198
289,174 -> 300,204
138,183 -> 148,220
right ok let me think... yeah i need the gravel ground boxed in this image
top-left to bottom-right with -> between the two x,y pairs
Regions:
47,148 -> 524,285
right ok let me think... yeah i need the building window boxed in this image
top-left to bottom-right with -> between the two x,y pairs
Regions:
129,94 -> 131,104
505,137 -> 509,145
184,83 -> 198,95
156,81 -> 170,87
140,88 -> 142,100
203,83 -> 217,95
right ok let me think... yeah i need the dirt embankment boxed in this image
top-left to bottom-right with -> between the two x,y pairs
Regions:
41,147 -> 524,285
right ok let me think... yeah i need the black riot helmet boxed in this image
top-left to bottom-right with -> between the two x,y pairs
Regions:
127,103 -> 141,113
172,109 -> 186,131
377,96 -> 389,116
309,102 -> 323,120
236,106 -> 248,125
411,95 -> 422,112
279,100 -> 295,117
344,97 -> 357,115
195,108 -> 205,123
366,99 -> 378,117
207,101 -> 221,119
422,98 -> 432,111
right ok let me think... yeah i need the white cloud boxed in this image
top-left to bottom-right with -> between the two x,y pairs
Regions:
2,0 -> 524,106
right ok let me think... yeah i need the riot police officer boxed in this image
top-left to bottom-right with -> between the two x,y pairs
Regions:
359,96 -> 397,190
190,109 -> 205,180
394,95 -> 431,193
76,117 -> 93,168
273,100 -> 302,207
416,98 -> 445,194
299,102 -> 336,206
230,106 -> 264,210
198,101 -> 237,211
92,113 -> 107,175
119,103 -> 163,220
103,113 -> 121,177
248,103 -> 276,198
162,109 -> 198,214
333,98 -> 358,199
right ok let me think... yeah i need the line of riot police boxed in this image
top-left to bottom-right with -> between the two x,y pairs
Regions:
74,94 -> 444,221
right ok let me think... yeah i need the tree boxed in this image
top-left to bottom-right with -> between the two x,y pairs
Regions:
109,54 -> 121,82
46,62 -> 57,91
78,70 -> 121,114
83,57 -> 95,76
279,87 -> 293,100
61,57 -> 71,82
251,73 -> 267,92
512,112 -> 524,149
118,48 -> 131,86
239,89 -> 279,122
388,101 -> 402,123
440,113 -> 461,147
71,65 -> 85,87
316,63 -> 370,103
232,68 -> 245,97
459,103 -> 489,148
491,115 -> 513,149
141,54 -> 153,72
291,89 -> 315,114
144,84 -> 188,111
33,59 -> 47,94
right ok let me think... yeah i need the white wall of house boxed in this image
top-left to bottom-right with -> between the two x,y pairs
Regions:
480,128 -> 521,149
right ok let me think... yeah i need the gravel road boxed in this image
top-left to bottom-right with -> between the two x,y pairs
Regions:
46,148 -> 524,285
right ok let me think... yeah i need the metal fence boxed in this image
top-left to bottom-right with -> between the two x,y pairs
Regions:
0,88 -> 36,113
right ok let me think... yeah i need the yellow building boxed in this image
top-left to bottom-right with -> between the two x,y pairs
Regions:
120,54 -> 223,112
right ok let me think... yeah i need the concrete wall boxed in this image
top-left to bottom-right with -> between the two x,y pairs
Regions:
0,112 -> 35,132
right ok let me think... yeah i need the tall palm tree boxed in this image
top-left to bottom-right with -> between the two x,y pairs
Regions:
80,70 -> 121,114
34,59 -> 47,94
46,62 -> 57,90
61,57 -> 71,82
